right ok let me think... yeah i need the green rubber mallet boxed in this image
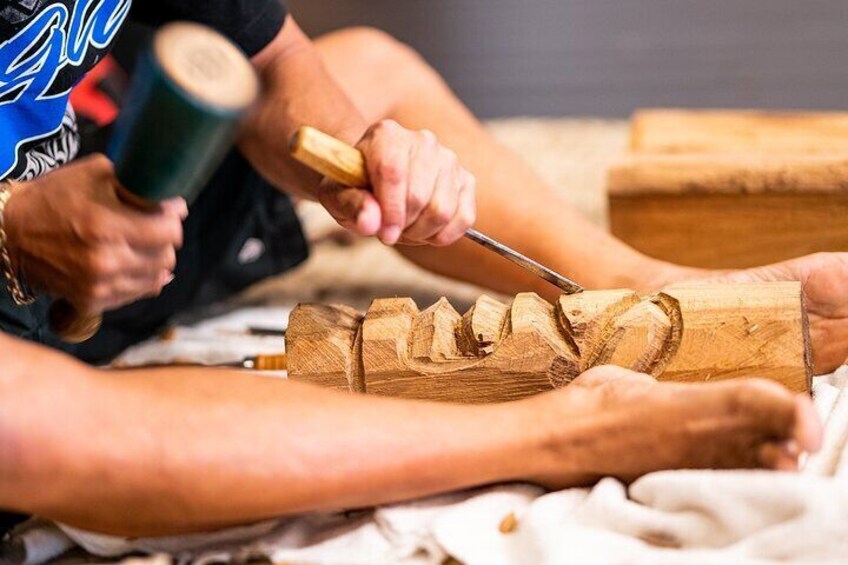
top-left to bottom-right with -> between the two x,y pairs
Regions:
50,22 -> 260,343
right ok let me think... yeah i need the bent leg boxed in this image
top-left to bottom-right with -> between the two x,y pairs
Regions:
313,28 -> 675,296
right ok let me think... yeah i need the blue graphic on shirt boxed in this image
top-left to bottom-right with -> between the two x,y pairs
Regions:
0,0 -> 131,178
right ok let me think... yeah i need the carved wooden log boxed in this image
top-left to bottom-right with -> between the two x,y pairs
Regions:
286,283 -> 812,403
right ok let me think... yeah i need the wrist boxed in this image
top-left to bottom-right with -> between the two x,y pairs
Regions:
0,180 -> 36,305
485,397 -> 585,483
615,253 -> 709,293
2,182 -> 29,274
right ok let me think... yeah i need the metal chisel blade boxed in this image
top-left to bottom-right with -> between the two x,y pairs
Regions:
464,228 -> 584,294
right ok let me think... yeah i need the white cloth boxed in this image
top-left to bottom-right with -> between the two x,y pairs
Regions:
60,471 -> 848,565
12,311 -> 848,565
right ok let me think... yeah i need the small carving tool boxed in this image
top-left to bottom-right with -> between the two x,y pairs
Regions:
115,353 -> 288,371
289,127 -> 584,295
50,22 -> 261,343
248,326 -> 288,337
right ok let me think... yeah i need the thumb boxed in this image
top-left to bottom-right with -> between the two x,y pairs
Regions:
317,180 -> 382,236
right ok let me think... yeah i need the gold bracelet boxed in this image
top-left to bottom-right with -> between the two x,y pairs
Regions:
0,180 -> 35,306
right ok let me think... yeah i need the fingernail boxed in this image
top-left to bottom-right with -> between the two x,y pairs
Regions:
380,226 -> 402,245
163,272 -> 176,286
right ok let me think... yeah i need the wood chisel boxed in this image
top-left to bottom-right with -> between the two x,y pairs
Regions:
289,127 -> 584,295
115,353 -> 288,371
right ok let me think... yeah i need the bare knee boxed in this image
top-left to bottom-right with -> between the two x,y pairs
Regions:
317,27 -> 440,90
324,27 -> 420,64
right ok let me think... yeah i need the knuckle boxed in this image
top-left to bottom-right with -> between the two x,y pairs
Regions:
460,205 -> 477,228
100,258 -> 120,278
87,153 -> 114,174
425,200 -> 453,225
430,232 -> 454,247
80,215 -> 111,242
85,282 -> 110,303
377,161 -> 404,185
147,282 -> 165,298
373,119 -> 399,137
164,249 -> 177,271
169,221 -> 184,248
418,129 -> 438,146
741,378 -> 791,399
407,191 -> 427,214
463,170 -> 478,191
87,253 -> 116,277
441,148 -> 458,167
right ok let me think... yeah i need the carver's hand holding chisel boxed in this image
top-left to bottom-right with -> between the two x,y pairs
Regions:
312,121 -> 478,247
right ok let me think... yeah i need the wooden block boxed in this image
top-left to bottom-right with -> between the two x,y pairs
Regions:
658,284 -> 809,389
286,283 -> 811,403
411,298 -> 464,362
630,109 -> 848,155
361,297 -> 419,372
608,154 -> 848,268
457,294 -> 510,355
286,303 -> 363,391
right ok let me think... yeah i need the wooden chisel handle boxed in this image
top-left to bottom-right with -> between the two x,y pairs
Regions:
114,353 -> 287,371
290,127 -> 370,187
289,127 -> 584,294
249,353 -> 288,371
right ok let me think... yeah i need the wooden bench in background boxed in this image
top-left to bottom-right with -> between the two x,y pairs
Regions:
608,109 -> 848,269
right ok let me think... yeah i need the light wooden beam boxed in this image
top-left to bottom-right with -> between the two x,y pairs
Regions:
610,109 -> 848,268
630,109 -> 848,155
608,154 -> 848,268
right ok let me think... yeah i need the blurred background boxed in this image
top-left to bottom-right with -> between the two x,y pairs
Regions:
287,0 -> 848,118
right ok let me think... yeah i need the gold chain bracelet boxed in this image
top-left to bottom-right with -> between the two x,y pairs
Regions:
0,180 -> 35,306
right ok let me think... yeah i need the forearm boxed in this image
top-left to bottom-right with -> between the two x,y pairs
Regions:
1,353 -> 545,537
398,185 -> 676,297
394,122 -> 684,296
240,20 -> 686,294
302,30 -> 690,294
239,17 -> 369,199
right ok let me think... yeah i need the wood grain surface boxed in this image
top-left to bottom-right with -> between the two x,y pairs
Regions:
287,283 -> 811,402
610,109 -> 848,268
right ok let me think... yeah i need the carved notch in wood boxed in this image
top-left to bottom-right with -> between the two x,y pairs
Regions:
286,283 -> 811,403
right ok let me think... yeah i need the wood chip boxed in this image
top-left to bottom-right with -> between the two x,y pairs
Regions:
499,511 -> 519,534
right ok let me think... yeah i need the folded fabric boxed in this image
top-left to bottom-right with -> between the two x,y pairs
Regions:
58,472 -> 848,565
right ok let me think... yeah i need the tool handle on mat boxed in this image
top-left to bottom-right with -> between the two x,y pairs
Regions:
251,353 -> 288,371
48,302 -> 103,345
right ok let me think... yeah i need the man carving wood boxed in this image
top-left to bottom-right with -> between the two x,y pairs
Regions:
0,0 -> 842,542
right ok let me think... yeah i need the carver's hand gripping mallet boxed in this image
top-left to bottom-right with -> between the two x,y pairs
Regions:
50,22 -> 260,343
